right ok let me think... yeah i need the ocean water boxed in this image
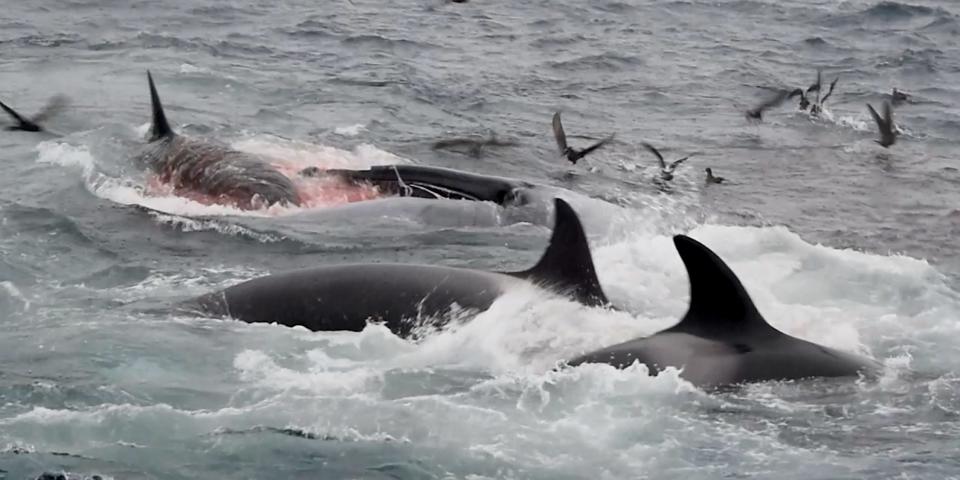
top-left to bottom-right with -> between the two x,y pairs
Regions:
1,0 -> 960,478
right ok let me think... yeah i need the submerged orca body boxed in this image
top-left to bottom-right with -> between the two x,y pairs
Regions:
179,199 -> 609,337
569,235 -> 880,388
136,72 -> 300,209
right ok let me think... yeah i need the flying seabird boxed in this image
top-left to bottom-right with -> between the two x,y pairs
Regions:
0,95 -> 69,132
642,142 -> 690,181
552,111 -> 614,164
745,88 -> 804,120
866,101 -> 897,148
810,76 -> 839,115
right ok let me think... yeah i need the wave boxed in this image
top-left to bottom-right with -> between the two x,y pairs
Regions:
341,34 -> 440,52
281,23 -> 337,39
0,281 -> 31,313
802,36 -> 830,47
83,32 -> 279,59
0,199 -> 114,258
185,221 -> 960,378
547,52 -> 643,72
822,1 -> 954,28
6,219 -> 960,478
146,212 -> 286,242
920,15 -> 960,34
212,425 -> 337,441
2,33 -> 83,48
135,32 -> 204,51
188,5 -> 264,18
861,1 -> 945,20
876,48 -> 944,73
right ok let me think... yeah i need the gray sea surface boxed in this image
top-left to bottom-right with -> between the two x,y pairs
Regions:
1,0 -> 959,478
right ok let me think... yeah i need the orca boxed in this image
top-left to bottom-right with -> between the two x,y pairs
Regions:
568,235 -> 880,388
178,198 -> 609,337
135,71 -> 301,209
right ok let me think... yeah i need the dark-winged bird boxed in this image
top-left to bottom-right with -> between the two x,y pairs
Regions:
745,88 -> 804,120
705,167 -> 725,184
811,76 -> 839,115
806,70 -> 822,99
891,88 -> 909,107
642,142 -> 690,181
552,112 -> 614,164
866,102 -> 897,148
0,95 -> 69,132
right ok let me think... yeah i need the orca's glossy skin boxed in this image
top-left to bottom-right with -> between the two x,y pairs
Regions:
180,199 -> 609,337
569,235 -> 880,388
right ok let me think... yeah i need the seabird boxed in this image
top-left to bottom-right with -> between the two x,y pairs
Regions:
705,167 -> 725,184
552,111 -> 614,164
0,95 -> 69,132
866,101 -> 897,148
795,71 -> 822,111
806,70 -> 822,100
798,91 -> 811,111
810,76 -> 839,115
891,88 -> 909,106
745,88 -> 804,120
642,142 -> 690,181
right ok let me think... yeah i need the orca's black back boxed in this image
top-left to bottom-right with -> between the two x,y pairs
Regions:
186,264 -> 508,337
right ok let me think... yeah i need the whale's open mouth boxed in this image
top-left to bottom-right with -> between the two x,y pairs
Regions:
144,169 -> 385,212
293,174 -> 385,206
300,164 -> 531,207
138,160 -> 538,217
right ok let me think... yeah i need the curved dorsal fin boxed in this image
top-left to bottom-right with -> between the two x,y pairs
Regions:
667,235 -> 780,338
508,198 -> 609,307
146,71 -> 173,142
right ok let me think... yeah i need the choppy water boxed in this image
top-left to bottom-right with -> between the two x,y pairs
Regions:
2,0 -> 960,478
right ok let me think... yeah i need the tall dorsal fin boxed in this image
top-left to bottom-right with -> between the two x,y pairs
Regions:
507,198 -> 609,307
146,71 -> 173,142
667,235 -> 780,338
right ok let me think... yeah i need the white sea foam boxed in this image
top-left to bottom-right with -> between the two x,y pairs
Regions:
24,129 -> 960,480
0,281 -> 31,311
334,123 -> 367,136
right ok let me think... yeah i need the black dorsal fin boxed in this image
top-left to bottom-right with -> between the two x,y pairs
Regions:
667,235 -> 780,338
147,71 -> 173,142
507,198 -> 609,307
